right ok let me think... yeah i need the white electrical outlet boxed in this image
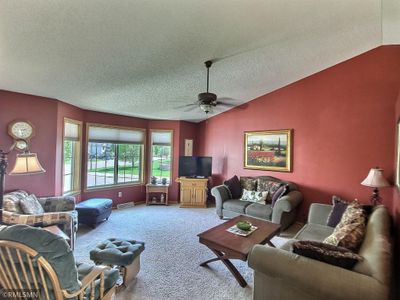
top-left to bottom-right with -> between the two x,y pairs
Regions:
118,192 -> 122,197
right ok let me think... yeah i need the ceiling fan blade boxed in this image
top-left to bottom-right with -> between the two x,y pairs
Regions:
218,102 -> 237,108
174,102 -> 198,109
217,97 -> 236,102
183,105 -> 198,112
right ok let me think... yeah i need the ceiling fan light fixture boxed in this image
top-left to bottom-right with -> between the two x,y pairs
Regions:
200,103 -> 212,114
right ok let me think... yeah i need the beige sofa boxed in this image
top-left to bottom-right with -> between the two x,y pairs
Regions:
248,203 -> 392,300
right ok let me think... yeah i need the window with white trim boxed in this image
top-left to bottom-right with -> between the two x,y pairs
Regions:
86,125 -> 145,188
63,119 -> 82,194
150,130 -> 172,184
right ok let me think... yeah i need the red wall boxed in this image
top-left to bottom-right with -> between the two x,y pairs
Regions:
1,91 -> 59,196
1,91 -> 197,205
197,46 -> 400,220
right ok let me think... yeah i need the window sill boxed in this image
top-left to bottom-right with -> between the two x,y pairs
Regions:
63,191 -> 81,197
84,182 -> 144,193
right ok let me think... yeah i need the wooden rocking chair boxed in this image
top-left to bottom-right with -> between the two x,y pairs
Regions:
0,225 -> 118,300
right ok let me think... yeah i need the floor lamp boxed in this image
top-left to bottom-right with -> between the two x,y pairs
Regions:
0,140 -> 45,223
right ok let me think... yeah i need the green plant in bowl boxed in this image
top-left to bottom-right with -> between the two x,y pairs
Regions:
236,221 -> 252,231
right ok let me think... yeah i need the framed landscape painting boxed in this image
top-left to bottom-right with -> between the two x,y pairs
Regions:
244,129 -> 292,172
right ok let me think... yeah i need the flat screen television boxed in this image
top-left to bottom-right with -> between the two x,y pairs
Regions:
178,156 -> 212,178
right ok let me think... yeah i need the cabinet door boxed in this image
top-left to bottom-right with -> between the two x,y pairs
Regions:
181,187 -> 192,204
193,187 -> 205,205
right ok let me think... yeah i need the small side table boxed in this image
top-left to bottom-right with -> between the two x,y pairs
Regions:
145,184 -> 169,205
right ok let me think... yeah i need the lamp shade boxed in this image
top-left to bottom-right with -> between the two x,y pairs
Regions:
9,153 -> 46,175
361,168 -> 390,188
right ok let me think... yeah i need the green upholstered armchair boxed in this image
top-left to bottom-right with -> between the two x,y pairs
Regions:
0,225 -> 118,300
2,190 -> 78,249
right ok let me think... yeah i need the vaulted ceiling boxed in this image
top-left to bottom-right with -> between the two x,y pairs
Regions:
1,1 -> 399,122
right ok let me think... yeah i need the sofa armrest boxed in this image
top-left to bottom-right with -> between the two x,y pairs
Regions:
271,190 -> 302,224
38,196 -> 76,212
211,185 -> 231,218
308,203 -> 332,225
248,245 -> 388,300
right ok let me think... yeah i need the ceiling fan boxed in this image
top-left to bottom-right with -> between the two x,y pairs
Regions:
178,60 -> 236,114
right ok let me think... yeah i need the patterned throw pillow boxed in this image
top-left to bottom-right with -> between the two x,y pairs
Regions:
3,194 -> 24,213
292,240 -> 363,269
326,196 -> 348,227
223,175 -> 242,199
323,202 -> 366,251
256,178 -> 282,202
20,194 -> 45,215
240,177 -> 257,191
240,189 -> 269,204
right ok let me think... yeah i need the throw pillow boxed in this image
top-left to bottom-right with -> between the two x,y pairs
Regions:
240,189 -> 269,204
292,240 -> 363,269
223,175 -> 242,199
271,184 -> 289,207
323,202 -> 366,251
240,177 -> 257,191
3,194 -> 24,213
20,194 -> 45,215
326,196 -> 348,227
256,178 -> 282,202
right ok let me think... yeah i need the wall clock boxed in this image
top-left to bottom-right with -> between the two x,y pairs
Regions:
8,120 -> 35,140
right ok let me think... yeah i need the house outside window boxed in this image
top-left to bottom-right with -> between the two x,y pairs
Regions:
63,118 -> 82,194
86,124 -> 145,189
150,130 -> 173,184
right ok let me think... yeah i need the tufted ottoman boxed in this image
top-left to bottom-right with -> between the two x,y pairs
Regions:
76,198 -> 113,228
90,238 -> 145,289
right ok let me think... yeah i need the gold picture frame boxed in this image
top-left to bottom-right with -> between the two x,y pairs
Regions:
244,129 -> 293,172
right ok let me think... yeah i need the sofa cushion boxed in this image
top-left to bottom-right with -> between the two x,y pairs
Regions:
326,196 -> 348,227
240,177 -> 257,191
292,240 -> 363,270
20,194 -> 45,215
222,199 -> 252,214
294,223 -> 334,241
245,203 -> 273,220
240,189 -> 269,204
223,175 -> 242,199
324,202 -> 366,251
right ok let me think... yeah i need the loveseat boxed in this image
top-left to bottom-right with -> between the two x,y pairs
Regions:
248,203 -> 392,300
211,176 -> 303,229
2,190 -> 78,249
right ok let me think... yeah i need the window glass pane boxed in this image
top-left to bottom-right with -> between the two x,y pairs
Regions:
63,140 -> 74,193
117,144 -> 142,184
63,119 -> 81,195
87,142 -> 143,188
151,145 -> 171,183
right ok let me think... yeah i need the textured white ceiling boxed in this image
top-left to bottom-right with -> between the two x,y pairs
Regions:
0,1 -> 391,122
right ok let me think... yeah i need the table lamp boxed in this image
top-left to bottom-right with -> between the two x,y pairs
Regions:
361,167 -> 390,206
0,140 -> 45,223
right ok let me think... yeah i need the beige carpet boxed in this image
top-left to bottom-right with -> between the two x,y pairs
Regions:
75,204 -> 300,300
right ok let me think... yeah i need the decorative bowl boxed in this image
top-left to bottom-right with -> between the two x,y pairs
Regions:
236,221 -> 252,231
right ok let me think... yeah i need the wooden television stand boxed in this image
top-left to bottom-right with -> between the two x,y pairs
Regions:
176,177 -> 208,208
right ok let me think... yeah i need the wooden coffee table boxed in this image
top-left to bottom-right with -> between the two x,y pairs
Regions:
197,215 -> 281,287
